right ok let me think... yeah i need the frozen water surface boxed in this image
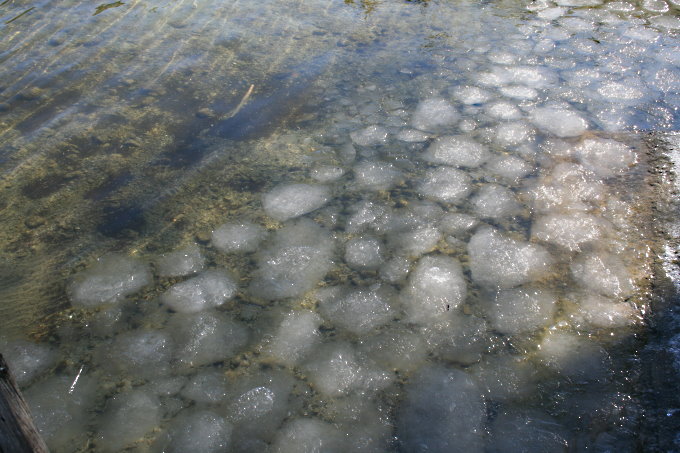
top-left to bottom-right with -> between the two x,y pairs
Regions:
1,0 -> 678,450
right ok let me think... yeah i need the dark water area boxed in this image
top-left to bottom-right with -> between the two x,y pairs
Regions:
0,0 -> 680,451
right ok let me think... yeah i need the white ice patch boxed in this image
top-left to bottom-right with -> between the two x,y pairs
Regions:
536,331 -> 610,381
398,365 -> 485,452
156,243 -> 204,277
353,160 -> 404,191
570,293 -> 638,328
350,125 -> 389,147
161,269 -> 238,313
69,253 -> 151,307
417,166 -> 472,203
453,86 -> 493,105
571,251 -> 634,298
97,390 -> 161,453
485,101 -> 523,120
265,310 -> 322,366
531,106 -> 588,137
439,212 -> 478,235
170,310 -> 249,367
212,221 -> 267,253
483,287 -> 557,335
506,66 -> 558,89
1,340 -> 56,386
272,418 -> 345,453
388,225 -> 442,257
471,184 -> 522,220
180,370 -> 228,404
302,342 -> 362,397
107,329 -> 174,377
396,128 -> 429,142
469,227 -> 553,289
346,199 -> 390,233
345,235 -> 384,270
499,85 -> 539,100
411,97 -> 459,131
484,154 -> 533,182
572,138 -> 636,178
155,410 -> 232,453
318,285 -> 395,335
422,135 -> 490,167
532,212 -> 606,252
310,165 -> 345,183
494,121 -> 533,146
400,255 -> 466,324
249,219 -> 334,300
262,183 -> 330,221
523,162 -> 605,213
380,256 -> 411,283
359,328 -> 427,373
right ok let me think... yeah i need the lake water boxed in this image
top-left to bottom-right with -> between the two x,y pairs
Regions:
1,0 -> 679,451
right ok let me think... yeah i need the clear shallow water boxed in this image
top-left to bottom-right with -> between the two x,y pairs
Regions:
0,0 -> 679,451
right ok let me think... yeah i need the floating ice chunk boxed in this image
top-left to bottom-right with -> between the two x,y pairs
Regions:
249,219 -> 334,300
523,162 -> 605,213
499,85 -> 539,100
420,314 -> 489,364
310,165 -> 345,183
155,410 -> 232,453
643,0 -> 670,11
180,370 -> 228,404
389,226 -> 442,257
156,243 -> 204,277
494,121 -> 533,146
396,128 -> 429,142
359,328 -> 427,372
571,251 -> 634,298
570,293 -> 638,328
532,212 -> 605,251
572,138 -> 636,178
471,184 -> 522,220
350,125 -> 389,146
537,6 -> 567,19
107,329 -> 174,377
224,371 -> 295,449
272,418 -> 345,453
559,16 -> 594,32
262,183 -> 330,221
345,235 -> 384,270
453,86 -> 493,105
470,354 -> 537,402
649,15 -> 680,30
555,0 -> 602,6
488,51 -> 518,65
417,167 -> 472,203
25,374 -> 96,451
507,66 -> 558,88
97,390 -> 162,453
161,270 -> 237,313
483,287 -> 557,335
170,310 -> 249,367
353,160 -> 404,191
380,256 -> 411,283
212,221 -> 267,253
439,212 -> 478,235
536,331 -> 610,380
346,199 -> 390,233
606,0 -> 636,10
317,285 -> 395,335
485,154 -> 532,181
487,409 -> 569,452
1,340 -> 56,386
485,101 -> 523,120
265,310 -> 322,366
597,80 -> 646,102
398,365 -> 485,452
303,342 -> 362,397
469,227 -> 553,289
69,253 -> 151,307
422,135 -> 490,167
411,98 -> 459,131
531,106 -> 588,137
401,255 -> 466,324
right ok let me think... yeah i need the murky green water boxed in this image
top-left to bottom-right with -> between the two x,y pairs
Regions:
1,0 -> 679,451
